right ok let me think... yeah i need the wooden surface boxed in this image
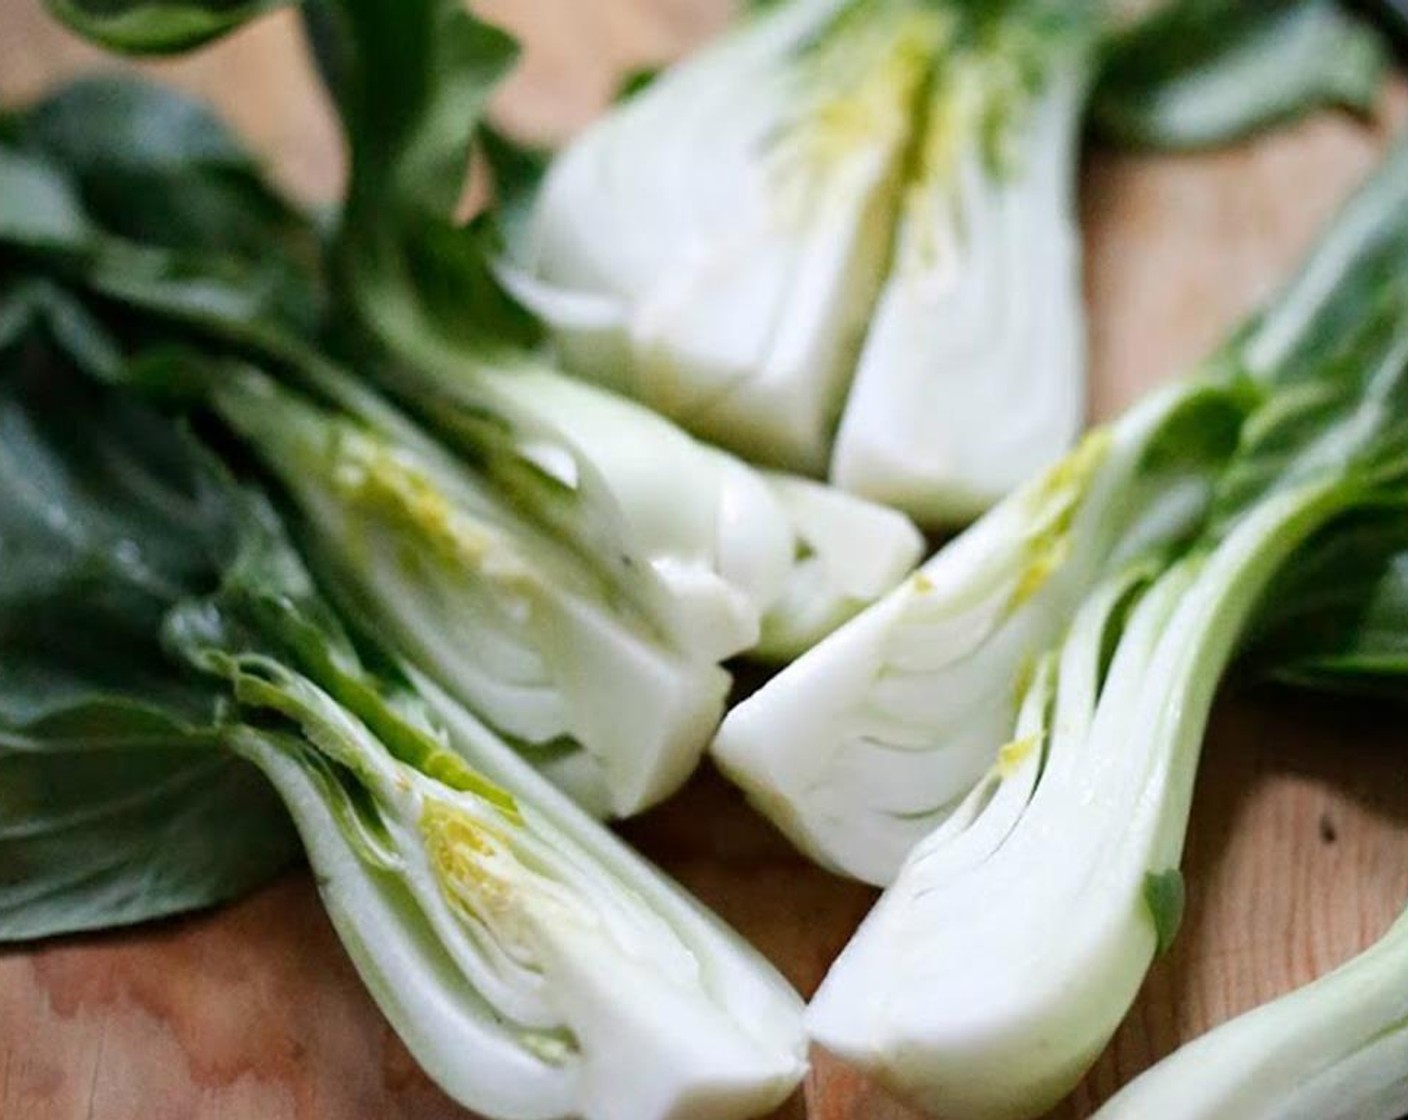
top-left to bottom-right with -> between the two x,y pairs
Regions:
2,3 -> 1408,1118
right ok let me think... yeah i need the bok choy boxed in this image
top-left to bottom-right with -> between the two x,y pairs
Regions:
514,0 -> 1093,520
0,105 -> 727,819
511,0 -> 1389,521
1,68 -> 919,814
801,137 -> 1408,1119
1082,511 -> 1408,1120
714,127 -> 1408,886
0,293 -> 809,1119
306,0 -> 923,660
204,361 -> 731,818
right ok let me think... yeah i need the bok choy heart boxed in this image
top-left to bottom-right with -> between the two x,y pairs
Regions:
512,0 -> 938,475
203,362 -> 731,818
174,528 -> 808,1120
827,5 -> 1092,522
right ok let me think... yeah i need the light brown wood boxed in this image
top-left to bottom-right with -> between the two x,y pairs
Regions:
2,3 -> 1408,1118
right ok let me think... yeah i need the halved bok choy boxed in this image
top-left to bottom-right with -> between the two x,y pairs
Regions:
306,0 -> 923,658
804,140 -> 1408,1119
1086,506 -> 1408,1120
713,129 -> 1408,885
0,302 -> 809,1119
515,0 -> 1094,521
0,72 -> 919,815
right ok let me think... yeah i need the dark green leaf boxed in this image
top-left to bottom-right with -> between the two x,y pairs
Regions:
1245,505 -> 1408,696
312,0 -> 540,364
17,76 -> 328,339
42,0 -> 289,56
1211,293 -> 1408,530
0,291 -> 298,941
0,728 -> 297,940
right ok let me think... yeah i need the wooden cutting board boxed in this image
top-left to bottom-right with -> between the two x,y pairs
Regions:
2,4 -> 1408,1118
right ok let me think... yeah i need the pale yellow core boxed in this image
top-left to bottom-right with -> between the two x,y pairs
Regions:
422,799 -> 520,923
1009,428 -> 1113,609
330,430 -> 533,588
774,5 -> 947,192
996,733 -> 1039,779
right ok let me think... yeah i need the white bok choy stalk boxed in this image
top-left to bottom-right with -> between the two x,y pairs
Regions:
712,132 -> 1408,885
828,4 -> 1092,521
430,362 -> 922,667
1091,902 -> 1408,1119
169,506 -> 810,1120
309,0 -> 922,664
1086,505 -> 1408,1120
200,360 -> 730,819
805,248 -> 1408,1117
510,0 -> 936,475
757,471 -> 925,662
714,382 -> 1240,883
515,0 -> 1094,520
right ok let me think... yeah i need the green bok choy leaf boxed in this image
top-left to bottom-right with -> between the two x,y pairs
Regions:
0,280 -> 300,940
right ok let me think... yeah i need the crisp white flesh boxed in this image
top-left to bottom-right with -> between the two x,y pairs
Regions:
235,673 -> 807,1120
472,364 -> 795,664
515,0 -> 935,472
1094,904 -> 1408,1120
756,472 -> 924,661
520,0 -> 1093,519
214,370 -> 729,818
713,384 -> 1216,885
830,61 -> 1089,523
807,480 -> 1346,1120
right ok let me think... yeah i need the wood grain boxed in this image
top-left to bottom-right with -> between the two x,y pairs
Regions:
3,2 -> 1408,1118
